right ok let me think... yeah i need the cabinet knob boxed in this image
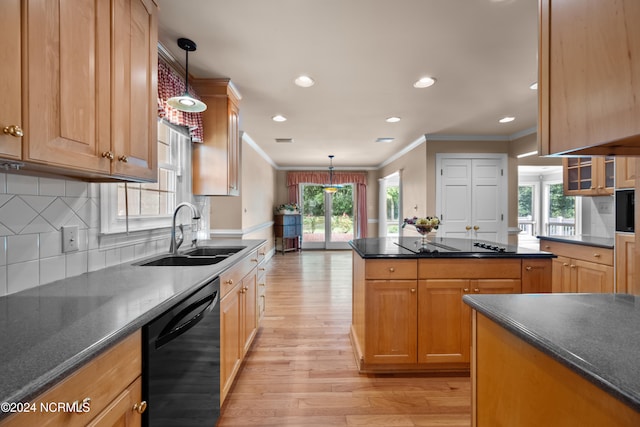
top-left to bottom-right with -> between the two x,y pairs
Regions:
411,288 -> 416,293
225,279 -> 233,285
244,286 -> 249,291
73,397 -> 91,413
389,267 -> 395,272
101,151 -> 114,160
563,263 -> 569,267
525,266 -> 532,271
593,253 -> 601,258
2,125 -> 23,137
465,226 -> 472,231
544,245 -> 551,249
239,288 -> 245,294
473,225 -> 479,231
259,267 -> 266,271
463,288 -> 470,293
132,401 -> 147,414
570,264 -> 576,269
118,155 -> 128,163
474,288 -> 480,293
259,283 -> 265,287
251,258 -> 258,262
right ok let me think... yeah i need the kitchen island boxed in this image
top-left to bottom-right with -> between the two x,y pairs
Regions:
464,293 -> 640,426
349,237 -> 554,373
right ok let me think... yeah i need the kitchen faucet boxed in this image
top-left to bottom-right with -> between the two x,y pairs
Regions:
170,202 -> 201,254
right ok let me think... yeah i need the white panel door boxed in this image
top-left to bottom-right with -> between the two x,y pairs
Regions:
437,155 -> 506,242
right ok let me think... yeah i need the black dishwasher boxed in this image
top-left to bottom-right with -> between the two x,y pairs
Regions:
143,278 -> 220,427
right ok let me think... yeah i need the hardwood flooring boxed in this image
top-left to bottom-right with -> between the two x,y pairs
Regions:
218,251 -> 471,427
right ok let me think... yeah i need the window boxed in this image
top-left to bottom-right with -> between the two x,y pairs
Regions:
546,183 -> 577,236
100,121 -> 190,234
518,184 -> 535,236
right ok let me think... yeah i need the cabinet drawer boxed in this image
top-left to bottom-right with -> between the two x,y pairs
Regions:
539,240 -> 613,266
220,250 -> 259,297
365,259 -> 417,280
419,258 -> 521,279
1,331 -> 141,427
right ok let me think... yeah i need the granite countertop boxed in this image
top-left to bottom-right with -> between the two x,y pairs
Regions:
463,293 -> 640,412
537,235 -> 615,249
0,239 -> 265,416
350,237 -> 555,259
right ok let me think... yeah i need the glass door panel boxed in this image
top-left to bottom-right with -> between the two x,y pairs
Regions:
301,184 -> 326,249
300,183 -> 354,249
327,185 -> 354,249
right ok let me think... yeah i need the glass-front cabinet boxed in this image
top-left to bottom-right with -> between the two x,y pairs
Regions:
563,156 -> 614,196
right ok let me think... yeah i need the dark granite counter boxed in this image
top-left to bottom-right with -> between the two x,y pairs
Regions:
538,235 -> 614,249
463,293 -> 640,412
0,239 -> 265,418
350,237 -> 555,259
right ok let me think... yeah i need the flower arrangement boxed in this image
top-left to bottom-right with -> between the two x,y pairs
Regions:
402,216 -> 440,234
275,203 -> 299,214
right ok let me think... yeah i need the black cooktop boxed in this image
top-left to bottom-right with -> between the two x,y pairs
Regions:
395,237 -> 519,254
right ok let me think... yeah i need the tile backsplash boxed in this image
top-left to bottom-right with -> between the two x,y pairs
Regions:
0,173 -> 169,296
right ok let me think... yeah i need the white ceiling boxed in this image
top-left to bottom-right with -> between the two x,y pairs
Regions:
156,0 -> 538,169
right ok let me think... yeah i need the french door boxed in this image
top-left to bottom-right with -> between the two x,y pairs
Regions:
300,184 -> 354,249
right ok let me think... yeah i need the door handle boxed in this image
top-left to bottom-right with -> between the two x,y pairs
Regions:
465,226 -> 471,231
473,225 -> 479,231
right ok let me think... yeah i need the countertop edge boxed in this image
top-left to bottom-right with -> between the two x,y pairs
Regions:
0,239 -> 267,413
537,235 -> 615,249
463,295 -> 640,412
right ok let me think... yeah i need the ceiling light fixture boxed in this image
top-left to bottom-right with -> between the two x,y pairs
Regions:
294,75 -> 315,88
529,82 -> 538,90
413,76 -> 436,88
272,115 -> 287,122
323,155 -> 343,194
385,117 -> 401,123
499,116 -> 515,123
517,150 -> 538,159
376,137 -> 395,143
166,38 -> 207,113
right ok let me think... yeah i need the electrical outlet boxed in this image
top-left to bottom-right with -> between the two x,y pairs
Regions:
62,225 -> 79,253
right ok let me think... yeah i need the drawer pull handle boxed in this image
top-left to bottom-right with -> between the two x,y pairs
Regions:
525,266 -> 532,271
389,267 -> 395,272
133,401 -> 147,414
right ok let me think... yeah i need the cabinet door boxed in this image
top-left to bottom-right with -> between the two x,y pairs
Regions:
0,0 -> 22,160
418,280 -> 470,364
563,157 -> 596,195
364,280 -> 417,364
574,260 -> 614,293
111,0 -> 158,181
23,0 -> 111,174
522,259 -> 552,293
220,287 -> 242,403
86,377 -> 143,427
227,98 -> 240,195
475,279 -> 521,294
540,0 -> 640,155
551,256 -> 573,293
615,233 -> 635,294
616,157 -> 637,189
241,272 -> 257,355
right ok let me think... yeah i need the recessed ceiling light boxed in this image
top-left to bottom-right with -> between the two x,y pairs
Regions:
413,76 -> 436,88
294,75 -> 315,88
272,115 -> 287,122
529,82 -> 538,90
517,150 -> 538,158
385,117 -> 401,123
499,116 -> 515,123
376,137 -> 395,143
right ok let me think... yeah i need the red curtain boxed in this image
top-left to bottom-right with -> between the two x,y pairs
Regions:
287,171 -> 368,238
157,59 -> 204,142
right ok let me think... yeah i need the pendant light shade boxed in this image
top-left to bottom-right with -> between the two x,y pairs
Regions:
324,155 -> 343,194
167,38 -> 207,113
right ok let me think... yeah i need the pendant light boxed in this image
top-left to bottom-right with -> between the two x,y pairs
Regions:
167,38 -> 207,113
324,155 -> 343,194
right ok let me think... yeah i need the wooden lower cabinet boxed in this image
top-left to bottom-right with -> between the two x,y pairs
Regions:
616,233 -> 635,294
351,255 -> 537,373
541,239 -> 614,293
472,312 -> 640,427
0,332 -> 143,427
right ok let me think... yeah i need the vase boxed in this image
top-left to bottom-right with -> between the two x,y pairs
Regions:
415,226 -> 432,247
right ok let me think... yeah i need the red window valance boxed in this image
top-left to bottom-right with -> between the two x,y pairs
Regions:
157,59 -> 204,142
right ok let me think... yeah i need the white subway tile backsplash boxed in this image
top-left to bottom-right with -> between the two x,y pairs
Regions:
0,197 -> 38,234
40,199 -> 74,230
39,231 -> 62,258
0,174 -> 6,194
0,194 -> 12,208
21,216 -> 56,234
40,256 -> 66,285
0,266 -> 6,296
8,260 -> 39,293
66,251 -> 88,277
21,195 -> 55,213
65,181 -> 88,197
39,177 -> 65,196
105,248 -> 121,267
87,250 -> 106,272
7,175 -> 38,195
0,237 -> 6,266
7,234 -> 39,264
121,246 -> 135,263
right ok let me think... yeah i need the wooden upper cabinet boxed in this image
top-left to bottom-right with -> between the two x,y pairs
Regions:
615,157 -> 636,189
0,0 -> 23,160
562,156 -> 614,196
539,0 -> 640,156
110,0 -> 158,181
16,0 -> 157,181
191,79 -> 241,196
23,0 -> 112,174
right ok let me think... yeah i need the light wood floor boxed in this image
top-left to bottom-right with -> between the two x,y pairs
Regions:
218,251 -> 471,427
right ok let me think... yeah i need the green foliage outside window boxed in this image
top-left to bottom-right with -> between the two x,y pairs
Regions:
549,183 -> 575,218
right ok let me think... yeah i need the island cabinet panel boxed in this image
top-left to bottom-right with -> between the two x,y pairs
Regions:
418,258 -> 521,279
521,258 -> 552,293
616,233 -> 635,294
364,280 -> 418,364
472,312 -> 640,427
365,259 -> 417,280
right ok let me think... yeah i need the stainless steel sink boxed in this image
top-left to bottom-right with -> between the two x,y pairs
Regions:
183,247 -> 245,257
136,246 -> 246,266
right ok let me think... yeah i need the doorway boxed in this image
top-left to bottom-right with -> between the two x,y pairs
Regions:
379,172 -> 401,237
300,184 -> 354,249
